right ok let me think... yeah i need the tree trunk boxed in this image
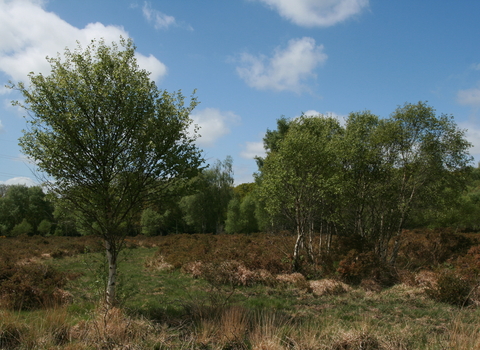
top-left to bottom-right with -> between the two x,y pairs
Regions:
293,233 -> 303,272
105,239 -> 118,306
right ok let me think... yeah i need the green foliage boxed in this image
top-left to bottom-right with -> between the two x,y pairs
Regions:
233,182 -> 255,200
10,219 -> 33,236
37,219 -> 52,236
51,197 -> 83,236
256,103 -> 473,266
258,114 -> 343,268
225,197 -> 242,234
0,185 -> 53,236
180,156 -> 234,233
141,208 -> 164,236
225,193 -> 259,234
11,37 -> 203,305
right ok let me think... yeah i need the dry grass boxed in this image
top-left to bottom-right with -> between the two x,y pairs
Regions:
144,254 -> 174,272
309,278 -> 351,296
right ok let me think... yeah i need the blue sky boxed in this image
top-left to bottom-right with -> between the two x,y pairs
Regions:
1,0 -> 479,186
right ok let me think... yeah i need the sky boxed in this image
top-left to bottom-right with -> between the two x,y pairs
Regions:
1,0 -> 480,186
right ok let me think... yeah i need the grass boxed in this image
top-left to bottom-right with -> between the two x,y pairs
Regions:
1,232 -> 480,349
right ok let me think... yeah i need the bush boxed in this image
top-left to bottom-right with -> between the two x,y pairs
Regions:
455,245 -> 480,279
425,271 -> 472,306
0,263 -> 68,310
337,249 -> 397,286
399,229 -> 472,269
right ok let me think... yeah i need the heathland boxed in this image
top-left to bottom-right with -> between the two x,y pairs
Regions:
1,229 -> 479,349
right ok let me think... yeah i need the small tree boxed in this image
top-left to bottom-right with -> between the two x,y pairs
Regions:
180,156 -> 234,233
37,219 -> 52,236
258,115 -> 343,269
11,38 -> 203,305
11,219 -> 33,236
141,208 -> 163,236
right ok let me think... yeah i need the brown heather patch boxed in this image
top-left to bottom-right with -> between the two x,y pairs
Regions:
180,259 -> 278,287
309,279 -> 351,296
153,233 -> 293,274
275,272 -> 306,285
182,260 -> 204,278
414,270 -> 438,289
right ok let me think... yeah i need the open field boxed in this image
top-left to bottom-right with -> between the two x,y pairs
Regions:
1,230 -> 480,349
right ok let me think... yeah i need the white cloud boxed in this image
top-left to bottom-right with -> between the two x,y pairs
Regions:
457,87 -> 480,107
135,54 -> 167,82
142,2 -> 176,29
141,2 -> 192,31
236,37 -> 327,93
189,108 -> 240,147
0,176 -> 38,187
459,121 -> 480,161
0,0 -> 167,82
253,0 -> 369,27
240,141 -> 265,159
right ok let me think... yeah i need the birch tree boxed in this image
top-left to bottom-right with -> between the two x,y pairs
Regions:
11,38 -> 203,305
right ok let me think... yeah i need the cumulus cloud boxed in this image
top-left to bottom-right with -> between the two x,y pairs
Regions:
189,108 -> 240,147
240,141 -> 266,159
0,0 -> 167,82
457,87 -> 480,107
236,37 -> 327,93
252,0 -> 369,27
135,54 -> 167,83
0,176 -> 38,187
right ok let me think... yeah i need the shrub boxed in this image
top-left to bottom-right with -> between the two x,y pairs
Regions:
399,229 -> 472,269
337,250 -> 397,286
201,260 -> 257,287
425,270 -> 472,306
455,245 -> 480,279
0,263 -> 68,310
